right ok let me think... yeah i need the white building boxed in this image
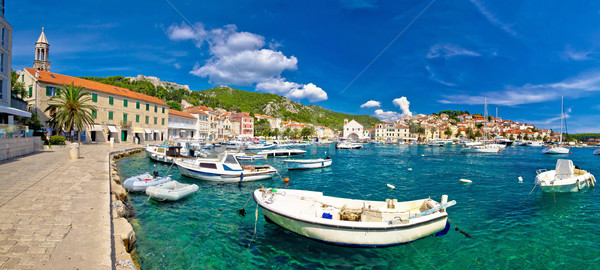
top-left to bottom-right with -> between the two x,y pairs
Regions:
168,109 -> 196,139
0,9 -> 30,124
342,119 -> 364,140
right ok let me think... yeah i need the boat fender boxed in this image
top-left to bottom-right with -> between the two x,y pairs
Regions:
577,179 -> 581,191
322,213 -> 333,219
518,176 -> 523,182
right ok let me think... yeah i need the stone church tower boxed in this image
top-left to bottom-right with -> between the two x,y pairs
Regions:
33,27 -> 50,71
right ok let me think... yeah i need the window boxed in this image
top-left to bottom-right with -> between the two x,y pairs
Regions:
123,113 -> 128,122
136,102 -> 140,109
200,163 -> 217,169
92,109 -> 97,119
45,86 -> 56,96
154,106 -> 157,113
109,96 -> 114,105
145,116 -> 149,124
0,53 -> 3,72
28,87 -> 32,97
136,115 -> 140,123
108,111 -> 113,120
123,99 -> 128,107
161,118 -> 165,125
154,117 -> 157,125
162,107 -> 165,114
92,93 -> 97,102
146,104 -> 149,111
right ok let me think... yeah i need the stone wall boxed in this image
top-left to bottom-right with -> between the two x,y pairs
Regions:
0,137 -> 43,161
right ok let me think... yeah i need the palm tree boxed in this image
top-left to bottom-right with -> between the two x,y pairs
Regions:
444,127 -> 453,138
273,128 -> 280,140
45,83 -> 97,142
430,127 -> 437,139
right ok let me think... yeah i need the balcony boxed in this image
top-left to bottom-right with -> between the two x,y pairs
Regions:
120,121 -> 132,128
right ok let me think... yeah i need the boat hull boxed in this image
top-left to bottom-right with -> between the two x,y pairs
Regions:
253,189 -> 451,247
285,159 -> 332,170
536,170 -> 595,193
542,147 -> 570,154
177,162 -> 277,182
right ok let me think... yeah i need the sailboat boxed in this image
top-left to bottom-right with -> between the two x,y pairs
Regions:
461,97 -> 501,153
542,95 -> 570,154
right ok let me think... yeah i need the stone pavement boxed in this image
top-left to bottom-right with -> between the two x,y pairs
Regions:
0,143 -> 134,269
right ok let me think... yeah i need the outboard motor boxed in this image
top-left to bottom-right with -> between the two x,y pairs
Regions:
326,156 -> 331,160
189,148 -> 195,157
152,171 -> 159,178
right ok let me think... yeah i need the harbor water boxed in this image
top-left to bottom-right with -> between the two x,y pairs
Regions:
116,144 -> 600,269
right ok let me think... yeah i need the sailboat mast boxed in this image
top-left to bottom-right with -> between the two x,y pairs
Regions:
484,97 -> 487,140
559,94 -> 563,144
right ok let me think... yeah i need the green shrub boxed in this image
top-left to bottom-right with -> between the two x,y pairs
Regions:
49,135 -> 67,145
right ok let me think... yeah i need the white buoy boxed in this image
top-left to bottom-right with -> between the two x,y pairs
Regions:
386,184 -> 396,189
408,168 -> 413,171
459,179 -> 472,183
518,176 -> 523,182
421,154 -> 425,157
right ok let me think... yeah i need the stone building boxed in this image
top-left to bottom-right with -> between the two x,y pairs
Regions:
229,112 -> 254,137
21,68 -> 168,143
342,119 -> 363,140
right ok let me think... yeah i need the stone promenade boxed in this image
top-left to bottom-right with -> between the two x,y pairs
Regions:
0,143 -> 133,269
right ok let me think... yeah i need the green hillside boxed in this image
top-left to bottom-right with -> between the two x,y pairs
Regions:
81,76 -> 380,130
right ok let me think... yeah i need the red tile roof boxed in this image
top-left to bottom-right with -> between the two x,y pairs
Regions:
183,107 -> 209,115
25,68 -> 166,106
169,109 -> 196,119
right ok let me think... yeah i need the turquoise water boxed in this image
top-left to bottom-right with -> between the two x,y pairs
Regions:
116,145 -> 600,269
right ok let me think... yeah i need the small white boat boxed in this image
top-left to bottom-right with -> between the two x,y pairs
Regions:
336,141 -> 363,149
257,148 -> 307,157
283,158 -> 332,170
461,145 -> 500,153
176,152 -> 278,182
526,141 -> 544,147
535,159 -> 596,193
594,149 -> 600,155
145,181 -> 199,201
234,153 -> 267,160
145,145 -> 196,164
253,188 -> 455,247
122,173 -> 173,192
461,141 -> 482,146
427,140 -> 444,147
542,146 -> 570,154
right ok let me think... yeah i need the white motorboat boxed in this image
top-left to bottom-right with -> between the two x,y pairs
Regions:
145,145 -> 196,164
486,143 -> 506,149
526,141 -> 544,147
283,158 -> 332,170
336,141 -> 363,149
594,149 -> 600,155
253,188 -> 455,247
122,172 -> 173,192
427,140 -> 444,147
176,152 -> 278,182
542,146 -> 570,154
461,144 -> 501,153
145,181 -> 199,201
257,148 -> 307,157
535,159 -> 596,193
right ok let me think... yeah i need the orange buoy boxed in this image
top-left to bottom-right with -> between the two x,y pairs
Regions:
284,177 -> 290,183
570,152 -> 572,154
313,150 -> 316,153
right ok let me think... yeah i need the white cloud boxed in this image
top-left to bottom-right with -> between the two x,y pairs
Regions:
256,79 -> 327,102
426,44 -> 481,59
173,63 -> 181,69
563,46 -> 592,61
425,65 -> 456,86
374,109 -> 404,122
439,71 -> 600,106
393,97 -> 412,116
469,0 -> 518,37
166,22 -> 327,102
360,100 -> 381,108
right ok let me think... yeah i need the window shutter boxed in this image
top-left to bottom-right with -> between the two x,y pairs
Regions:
46,86 -> 50,96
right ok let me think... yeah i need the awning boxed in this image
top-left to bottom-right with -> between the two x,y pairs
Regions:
91,124 -> 103,132
107,125 -> 118,133
145,129 -> 152,134
154,130 -> 160,133
133,127 -> 145,134
0,105 -> 31,118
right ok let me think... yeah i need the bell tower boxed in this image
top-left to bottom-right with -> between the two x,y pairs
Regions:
33,27 -> 50,72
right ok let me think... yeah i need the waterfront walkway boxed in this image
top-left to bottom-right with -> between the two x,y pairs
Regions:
0,143 -> 133,269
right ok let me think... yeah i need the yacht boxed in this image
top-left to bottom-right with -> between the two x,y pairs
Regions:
543,94 -> 570,155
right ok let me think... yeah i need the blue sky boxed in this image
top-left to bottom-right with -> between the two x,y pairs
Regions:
8,0 -> 600,133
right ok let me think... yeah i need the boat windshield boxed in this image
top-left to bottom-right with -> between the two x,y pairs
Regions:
224,154 -> 239,165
